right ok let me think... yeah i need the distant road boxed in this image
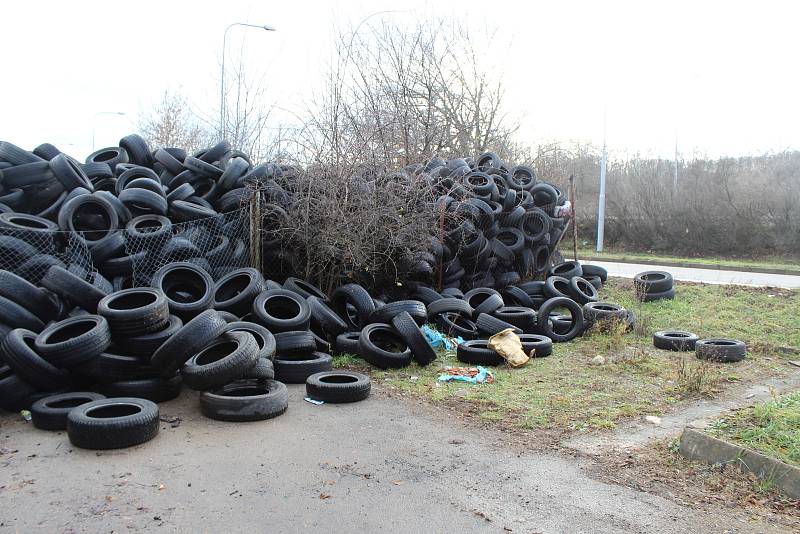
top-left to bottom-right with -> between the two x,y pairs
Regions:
584,260 -> 800,289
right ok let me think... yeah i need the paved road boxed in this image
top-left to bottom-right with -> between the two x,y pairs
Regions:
0,386 -> 773,533
583,260 -> 800,288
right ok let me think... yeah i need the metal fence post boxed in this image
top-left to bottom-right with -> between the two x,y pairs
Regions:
249,188 -> 262,274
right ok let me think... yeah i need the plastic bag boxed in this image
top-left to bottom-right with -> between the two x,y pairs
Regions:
488,328 -> 529,367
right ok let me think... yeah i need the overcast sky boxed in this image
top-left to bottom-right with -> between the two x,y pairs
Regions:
2,0 -> 798,161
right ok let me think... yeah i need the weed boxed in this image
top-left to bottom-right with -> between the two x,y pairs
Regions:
675,356 -> 720,396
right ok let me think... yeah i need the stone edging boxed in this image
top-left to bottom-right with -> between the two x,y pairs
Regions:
679,428 -> 800,499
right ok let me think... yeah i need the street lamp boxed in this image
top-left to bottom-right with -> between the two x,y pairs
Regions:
92,111 -> 126,151
220,22 -> 276,136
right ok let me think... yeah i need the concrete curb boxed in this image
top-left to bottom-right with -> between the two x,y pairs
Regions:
679,428 -> 800,498
579,256 -> 800,277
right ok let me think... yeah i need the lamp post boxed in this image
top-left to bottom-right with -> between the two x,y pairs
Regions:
92,111 -> 126,151
220,22 -> 276,137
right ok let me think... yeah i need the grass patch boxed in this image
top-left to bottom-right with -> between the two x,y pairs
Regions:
708,391 -> 800,467
576,247 -> 800,274
335,279 -> 799,433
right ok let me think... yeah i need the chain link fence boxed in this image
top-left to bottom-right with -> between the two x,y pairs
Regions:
0,205 -> 253,289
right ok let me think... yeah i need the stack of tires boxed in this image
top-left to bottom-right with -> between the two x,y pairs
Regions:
654,330 -> 746,362
0,135 -> 285,289
634,271 -> 675,302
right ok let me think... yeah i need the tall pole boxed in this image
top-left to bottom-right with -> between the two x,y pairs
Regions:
220,23 -> 276,139
596,109 -> 607,253
673,136 -> 679,194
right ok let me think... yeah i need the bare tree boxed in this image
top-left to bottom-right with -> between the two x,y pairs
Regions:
138,91 -> 210,152
298,17 -> 519,171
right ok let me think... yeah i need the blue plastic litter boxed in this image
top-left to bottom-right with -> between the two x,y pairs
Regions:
422,325 -> 463,351
437,366 -> 493,384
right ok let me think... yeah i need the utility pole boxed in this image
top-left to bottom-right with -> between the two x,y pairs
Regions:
673,136 -> 679,194
596,108 -> 607,253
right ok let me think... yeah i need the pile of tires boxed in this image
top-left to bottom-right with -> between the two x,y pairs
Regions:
634,271 -> 675,302
401,152 -> 570,292
0,135 -> 278,288
327,260 -> 633,368
653,330 -> 746,362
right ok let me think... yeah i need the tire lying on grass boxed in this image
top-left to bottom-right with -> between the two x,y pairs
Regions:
457,339 -> 504,366
200,379 -> 288,421
695,338 -> 746,362
391,311 -> 436,365
358,323 -> 412,369
653,330 -> 699,351
517,334 -> 553,357
305,371 -> 371,403
31,392 -> 105,430
67,397 -> 159,449
536,297 -> 585,342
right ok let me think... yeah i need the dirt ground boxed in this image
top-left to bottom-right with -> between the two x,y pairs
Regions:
0,384 -> 789,534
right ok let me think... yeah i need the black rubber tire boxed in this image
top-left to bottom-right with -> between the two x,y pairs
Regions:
500,286 -> 535,309
335,331 -> 361,355
1,328 -> 70,390
583,302 -> 628,323
426,298 -> 474,318
544,276 -> 572,299
695,338 -> 746,362
119,134 -> 153,167
536,297 -> 585,342
224,321 -> 276,361
50,153 -> 93,191
200,379 -> 288,421
0,294 -> 45,332
464,288 -> 504,318
457,339 -> 503,365
548,260 -> 583,279
283,277 -> 328,302
67,397 -> 159,449
243,357 -> 274,380
634,271 -> 674,293
97,288 -> 169,337
410,286 -> 442,306
307,296 -> 349,338
475,313 -> 522,336
94,375 -> 182,403
183,156 -> 223,178
0,270 -> 59,320
274,330 -> 317,356
31,392 -> 105,430
368,300 -> 427,325
305,371 -> 371,403
151,262 -> 214,320
492,306 -> 536,331
125,214 -> 172,249
41,265 -> 109,313
274,352 -> 333,383
181,331 -> 259,391
434,313 -> 479,340
586,275 -> 603,290
639,288 -> 676,302
654,330 -> 699,351
0,372 -> 37,411
212,268 -> 266,317
122,314 -> 183,358
150,309 -> 227,375
0,141 -> 42,165
119,187 -> 168,216
330,284 -> 375,330
391,311 -> 436,366
35,315 -> 111,368
85,146 -> 129,171
568,276 -> 599,305
517,334 -> 553,357
154,149 -> 184,175
251,289 -> 311,333
72,351 -> 157,383
358,323 -> 412,369
581,264 -> 608,282
57,194 -> 118,243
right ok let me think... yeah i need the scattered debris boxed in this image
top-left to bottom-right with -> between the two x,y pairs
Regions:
591,355 -> 606,366
438,366 -> 494,384
645,416 -> 662,425
304,397 -> 325,405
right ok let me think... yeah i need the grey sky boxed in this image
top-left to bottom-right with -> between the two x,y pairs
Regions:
2,0 -> 798,160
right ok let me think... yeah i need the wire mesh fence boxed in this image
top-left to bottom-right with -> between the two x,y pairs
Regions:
0,206 -> 253,289
126,206 -> 252,286
0,228 -> 95,285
